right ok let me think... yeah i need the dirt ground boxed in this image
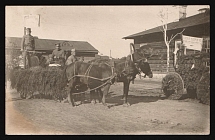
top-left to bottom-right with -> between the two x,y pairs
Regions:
5,78 -> 210,135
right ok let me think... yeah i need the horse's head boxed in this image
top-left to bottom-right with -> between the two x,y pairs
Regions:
132,52 -> 153,78
137,60 -> 153,78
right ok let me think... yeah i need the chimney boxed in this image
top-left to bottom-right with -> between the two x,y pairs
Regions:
179,5 -> 187,20
198,8 -> 209,14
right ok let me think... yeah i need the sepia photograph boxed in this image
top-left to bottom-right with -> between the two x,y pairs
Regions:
5,5 -> 210,135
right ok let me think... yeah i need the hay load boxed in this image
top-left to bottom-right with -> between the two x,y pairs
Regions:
176,53 -> 210,100
197,72 -> 210,105
162,52 -> 210,102
10,66 -> 68,101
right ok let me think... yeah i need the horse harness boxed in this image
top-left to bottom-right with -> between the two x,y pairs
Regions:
67,61 -> 116,91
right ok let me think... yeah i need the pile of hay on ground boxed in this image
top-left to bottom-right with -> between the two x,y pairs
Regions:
161,72 -> 184,100
10,66 -> 68,101
197,72 -> 210,105
175,53 -> 210,100
176,53 -> 209,88
176,53 -> 210,103
162,53 -> 210,102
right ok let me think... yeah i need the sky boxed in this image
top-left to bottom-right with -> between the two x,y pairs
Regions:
5,5 -> 209,58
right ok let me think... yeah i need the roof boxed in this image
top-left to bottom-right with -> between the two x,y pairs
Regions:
5,37 -> 98,53
123,11 -> 210,39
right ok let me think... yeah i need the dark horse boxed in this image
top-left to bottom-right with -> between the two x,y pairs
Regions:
64,61 -> 114,106
102,52 -> 152,106
64,49 -> 153,107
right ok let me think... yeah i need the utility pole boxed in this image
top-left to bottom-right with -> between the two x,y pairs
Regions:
24,27 -> 26,35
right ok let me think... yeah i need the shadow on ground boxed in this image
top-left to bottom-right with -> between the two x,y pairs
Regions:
105,94 -> 160,108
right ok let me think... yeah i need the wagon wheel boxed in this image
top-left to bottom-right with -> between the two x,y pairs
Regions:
197,72 -> 210,105
30,56 -> 40,67
162,72 -> 185,100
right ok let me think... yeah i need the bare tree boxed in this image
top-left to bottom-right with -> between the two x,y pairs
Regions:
158,7 -> 185,72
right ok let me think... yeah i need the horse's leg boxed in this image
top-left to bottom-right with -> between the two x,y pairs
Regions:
70,88 -> 77,106
66,81 -> 76,106
101,84 -> 111,106
90,90 -> 96,104
123,80 -> 131,106
95,89 -> 100,104
97,88 -> 103,103
80,93 -> 85,104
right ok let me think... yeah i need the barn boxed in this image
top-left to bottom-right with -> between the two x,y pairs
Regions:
5,37 -> 98,62
123,8 -> 210,72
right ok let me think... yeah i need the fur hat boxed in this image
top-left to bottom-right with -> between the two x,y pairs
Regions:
26,28 -> 31,32
55,43 -> 61,47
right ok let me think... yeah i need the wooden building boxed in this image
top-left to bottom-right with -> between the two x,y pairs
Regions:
5,37 -> 98,62
123,8 -> 210,72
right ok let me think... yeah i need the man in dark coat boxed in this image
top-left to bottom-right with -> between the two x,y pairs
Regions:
51,43 -> 65,60
21,28 -> 35,68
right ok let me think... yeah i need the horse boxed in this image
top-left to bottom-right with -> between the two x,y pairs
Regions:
89,53 -> 153,107
63,49 -> 153,107
63,61 -> 114,106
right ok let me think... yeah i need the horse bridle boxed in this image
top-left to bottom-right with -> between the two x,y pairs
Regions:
134,58 -> 152,78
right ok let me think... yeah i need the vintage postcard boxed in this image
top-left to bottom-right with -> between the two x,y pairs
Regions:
5,5 -> 210,135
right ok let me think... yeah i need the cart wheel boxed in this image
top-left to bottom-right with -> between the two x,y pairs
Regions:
30,56 -> 40,67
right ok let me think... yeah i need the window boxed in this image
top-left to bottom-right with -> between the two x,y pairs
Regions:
202,37 -> 210,53
202,37 -> 210,67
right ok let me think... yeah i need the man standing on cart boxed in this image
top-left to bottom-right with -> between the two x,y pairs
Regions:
51,43 -> 65,61
21,28 -> 35,69
65,49 -> 78,65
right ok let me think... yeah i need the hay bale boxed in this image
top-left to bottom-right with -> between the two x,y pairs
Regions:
10,66 -> 68,101
161,72 -> 184,99
197,72 -> 210,105
176,53 -> 210,100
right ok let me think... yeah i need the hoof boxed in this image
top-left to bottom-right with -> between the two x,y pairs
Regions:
95,99 -> 99,103
91,100 -> 96,104
62,99 -> 69,103
26,95 -> 33,99
102,102 -> 107,106
123,102 -> 130,107
160,94 -> 168,100
101,103 -> 110,109
72,103 -> 77,107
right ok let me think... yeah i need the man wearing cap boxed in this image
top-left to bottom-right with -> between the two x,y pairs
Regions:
21,28 -> 35,68
51,43 -> 65,60
65,49 -> 77,65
